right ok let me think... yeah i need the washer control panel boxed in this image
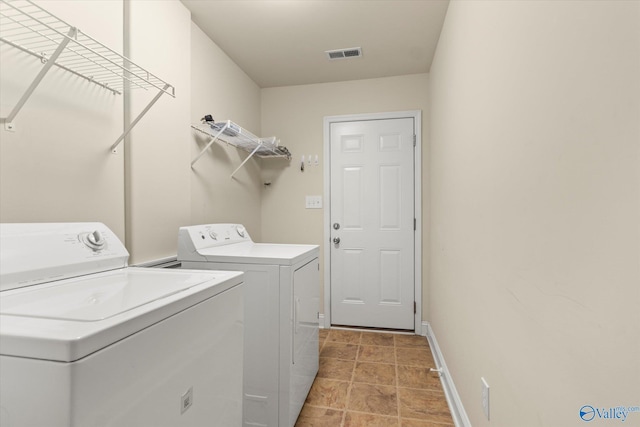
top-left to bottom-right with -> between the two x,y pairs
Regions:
79,230 -> 107,251
0,223 -> 129,292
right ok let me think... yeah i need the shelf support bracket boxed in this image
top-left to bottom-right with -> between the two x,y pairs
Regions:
230,142 -> 263,178
110,83 -> 171,152
190,124 -> 226,167
2,27 -> 77,125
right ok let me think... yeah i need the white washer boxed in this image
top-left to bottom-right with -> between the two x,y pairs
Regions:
0,223 -> 244,427
177,224 -> 319,427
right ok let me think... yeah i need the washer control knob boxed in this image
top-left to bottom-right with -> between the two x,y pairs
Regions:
81,230 -> 106,250
235,225 -> 246,238
208,230 -> 218,240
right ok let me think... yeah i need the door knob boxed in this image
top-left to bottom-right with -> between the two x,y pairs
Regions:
333,223 -> 340,230
333,237 -> 341,244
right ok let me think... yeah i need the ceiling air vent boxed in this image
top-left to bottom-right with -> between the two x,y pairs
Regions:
325,47 -> 362,60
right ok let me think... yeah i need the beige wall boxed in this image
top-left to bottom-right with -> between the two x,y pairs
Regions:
260,74 -> 429,315
0,0 -> 125,240
429,1 -> 640,426
125,0 -> 192,264
126,1 -> 264,262
189,23 -> 263,241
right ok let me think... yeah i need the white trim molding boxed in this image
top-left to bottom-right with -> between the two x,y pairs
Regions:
422,322 -> 472,427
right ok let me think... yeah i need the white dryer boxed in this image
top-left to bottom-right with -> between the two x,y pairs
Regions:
0,223 -> 244,427
177,224 -> 319,427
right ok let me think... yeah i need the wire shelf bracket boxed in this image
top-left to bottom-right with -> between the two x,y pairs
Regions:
0,0 -> 175,150
190,120 -> 291,178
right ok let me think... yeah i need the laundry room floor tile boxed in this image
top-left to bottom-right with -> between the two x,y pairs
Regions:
358,344 -> 396,364
296,328 -> 454,427
295,405 -> 344,427
401,419 -> 455,427
353,362 -> 396,386
327,329 -> 362,344
319,357 -> 356,381
395,334 -> 431,349
397,365 -> 443,391
344,411 -> 399,427
398,388 -> 454,424
347,382 -> 398,416
305,378 -> 350,409
361,331 -> 395,347
320,342 -> 359,360
395,347 -> 436,368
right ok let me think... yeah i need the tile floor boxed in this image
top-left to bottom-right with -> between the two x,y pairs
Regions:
295,328 -> 454,427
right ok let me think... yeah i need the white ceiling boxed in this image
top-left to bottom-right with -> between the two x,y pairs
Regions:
181,0 -> 450,88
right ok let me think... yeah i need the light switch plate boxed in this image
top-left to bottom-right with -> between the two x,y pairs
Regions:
305,195 -> 322,209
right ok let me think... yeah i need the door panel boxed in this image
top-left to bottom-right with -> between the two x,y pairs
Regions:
380,250 -> 402,304
380,165 -> 401,229
342,167 -> 363,229
330,118 -> 414,329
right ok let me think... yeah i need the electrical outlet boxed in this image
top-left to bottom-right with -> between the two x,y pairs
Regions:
481,377 -> 490,420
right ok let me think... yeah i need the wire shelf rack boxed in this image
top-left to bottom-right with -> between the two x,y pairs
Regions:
0,0 -> 174,96
191,120 -> 291,177
0,0 -> 175,150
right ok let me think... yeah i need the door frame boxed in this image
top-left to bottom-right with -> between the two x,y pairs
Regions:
323,110 -> 422,333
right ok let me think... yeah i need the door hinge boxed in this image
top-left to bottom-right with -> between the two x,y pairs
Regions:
414,218 -> 416,231
413,135 -> 416,146
414,301 -> 417,314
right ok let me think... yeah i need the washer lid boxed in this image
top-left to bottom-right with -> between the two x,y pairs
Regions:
0,268 -> 243,362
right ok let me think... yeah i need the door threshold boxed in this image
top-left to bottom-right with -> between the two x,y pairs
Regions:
328,324 -> 415,335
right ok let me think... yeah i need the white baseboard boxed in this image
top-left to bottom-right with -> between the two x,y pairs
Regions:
422,321 -> 472,427
319,313 -> 325,328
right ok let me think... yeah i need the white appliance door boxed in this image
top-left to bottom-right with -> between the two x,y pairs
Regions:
289,258 -> 319,427
330,118 -> 415,329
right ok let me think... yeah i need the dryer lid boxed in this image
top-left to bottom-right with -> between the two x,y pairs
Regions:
195,242 -> 319,265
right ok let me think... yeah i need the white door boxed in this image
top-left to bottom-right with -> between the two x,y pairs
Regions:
329,117 -> 415,330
